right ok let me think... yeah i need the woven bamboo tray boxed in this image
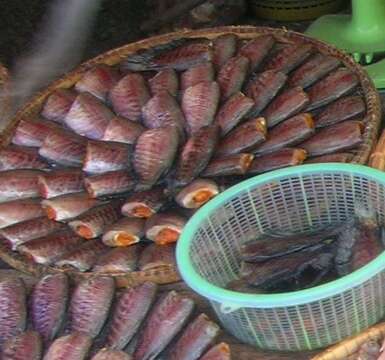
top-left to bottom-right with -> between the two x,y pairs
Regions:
0,26 -> 381,288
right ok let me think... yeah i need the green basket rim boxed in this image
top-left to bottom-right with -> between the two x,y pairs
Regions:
176,163 -> 385,310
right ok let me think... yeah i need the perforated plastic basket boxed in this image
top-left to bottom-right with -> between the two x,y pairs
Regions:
177,164 -> 385,351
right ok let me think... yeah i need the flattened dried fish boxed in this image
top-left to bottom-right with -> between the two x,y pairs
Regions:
200,343 -> 231,360
239,35 -> 275,71
181,62 -> 215,91
0,199 -> 43,229
138,243 -> 176,271
93,245 -> 141,273
0,145 -> 48,171
85,171 -> 135,198
212,33 -> 238,70
91,349 -> 133,360
305,152 -> 352,164
202,153 -> 254,177
102,116 -> 145,144
148,69 -> 178,97
175,179 -> 219,209
102,217 -> 145,247
1,331 -> 42,360
41,89 -> 77,123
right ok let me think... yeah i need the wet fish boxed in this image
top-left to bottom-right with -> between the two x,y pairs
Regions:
105,282 -> 157,350
133,290 -> 194,360
102,217 -> 146,247
215,92 -> 254,136
41,89 -> 77,123
175,179 -> 219,209
0,277 -> 26,345
226,279 -> 262,294
212,34 -> 238,70
109,73 -> 150,121
263,86 -> 309,128
41,192 -> 100,221
138,243 -> 176,271
216,117 -> 266,156
315,95 -> 366,128
200,343 -> 231,360
248,148 -> 307,174
1,331 -> 42,360
93,245 -> 141,273
0,169 -> 42,203
43,332 -> 92,360
133,126 -> 179,190
307,68 -> 359,110
305,152 -> 352,164
38,168 -> 84,198
145,211 -> 187,245
17,229 -> 84,265
181,62 -> 215,91
64,92 -> 115,139
201,153 -> 254,177
75,65 -> 120,101
68,201 -> 122,239
91,349 -> 133,360
85,171 -> 135,198
102,116 -> 145,144
0,199 -> 43,228
0,216 -> 65,250
0,145 -> 48,170
217,56 -> 249,100
121,187 -> 167,218
148,69 -> 178,97
30,273 -> 68,342
288,53 -> 341,88
300,120 -> 364,156
238,35 -> 275,71
83,140 -> 132,174
68,276 -> 114,338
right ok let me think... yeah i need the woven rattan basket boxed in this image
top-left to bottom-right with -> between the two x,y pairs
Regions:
0,26 -> 381,288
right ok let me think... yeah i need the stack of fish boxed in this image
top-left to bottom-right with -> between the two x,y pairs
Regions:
0,274 -> 230,360
0,32 -> 367,274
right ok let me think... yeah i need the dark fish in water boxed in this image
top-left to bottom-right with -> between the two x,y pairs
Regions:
244,70 -> 287,118
105,282 -> 157,350
102,116 -> 145,144
133,290 -> 194,360
148,69 -> 178,97
180,62 -> 215,91
91,349 -> 133,360
264,43 -> 313,74
17,229 -> 84,265
315,95 -> 366,128
239,35 -> 275,71
248,148 -> 307,175
175,178 -> 219,209
55,239 -> 108,271
0,169 -> 42,203
41,192 -> 100,222
307,68 -> 359,110
64,93 -> 114,140
263,86 -> 309,128
145,211 -> 187,245
43,332 -> 92,360
254,113 -> 314,155
83,140 -> 132,174
69,201 -> 122,239
300,120 -> 364,156
305,152 -> 352,164
200,343 -> 231,360
0,277 -> 26,346
226,279 -> 264,294
212,33 -> 238,70
174,124 -> 219,187
0,199 -> 43,229
38,168 -> 84,198
41,89 -> 77,123
30,273 -> 68,343
202,153 -> 254,177
75,65 -> 120,101
1,331 -> 42,360
215,92 -> 254,136
121,187 -> 167,218
39,129 -> 86,167
182,81 -> 220,135
68,276 -> 115,338
0,145 -> 48,171
102,217 -> 145,247
288,53 -> 341,88
85,171 -> 135,198
0,216 -> 65,250
217,56 -> 249,100
138,243 -> 176,271
93,245 -> 141,273
216,117 -> 266,156
133,126 -> 179,190
167,313 -> 220,360
109,73 -> 151,121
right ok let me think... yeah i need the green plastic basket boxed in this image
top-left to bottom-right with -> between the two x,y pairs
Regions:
176,163 -> 385,351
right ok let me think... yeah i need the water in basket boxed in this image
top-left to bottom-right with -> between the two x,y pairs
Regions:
177,164 -> 385,351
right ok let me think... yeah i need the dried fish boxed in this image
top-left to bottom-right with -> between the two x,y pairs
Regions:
357,339 -> 381,360
200,343 -> 231,360
0,145 -> 48,171
212,33 -> 238,70
1,331 -> 42,360
202,153 -> 254,177
102,116 -> 145,144
91,349 -> 133,360
85,171 -> 135,198
0,199 -> 43,229
148,69 -> 178,97
305,152 -> 352,164
41,89 -> 77,123
239,35 -> 275,71
181,62 -> 215,91
93,245 -> 141,273
102,217 -> 146,247
138,243 -> 176,271
175,178 -> 219,209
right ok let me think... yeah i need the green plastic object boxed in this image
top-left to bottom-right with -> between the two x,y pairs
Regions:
305,0 -> 385,88
177,163 -> 385,351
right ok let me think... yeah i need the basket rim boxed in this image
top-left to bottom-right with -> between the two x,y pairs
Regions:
176,163 -> 385,310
